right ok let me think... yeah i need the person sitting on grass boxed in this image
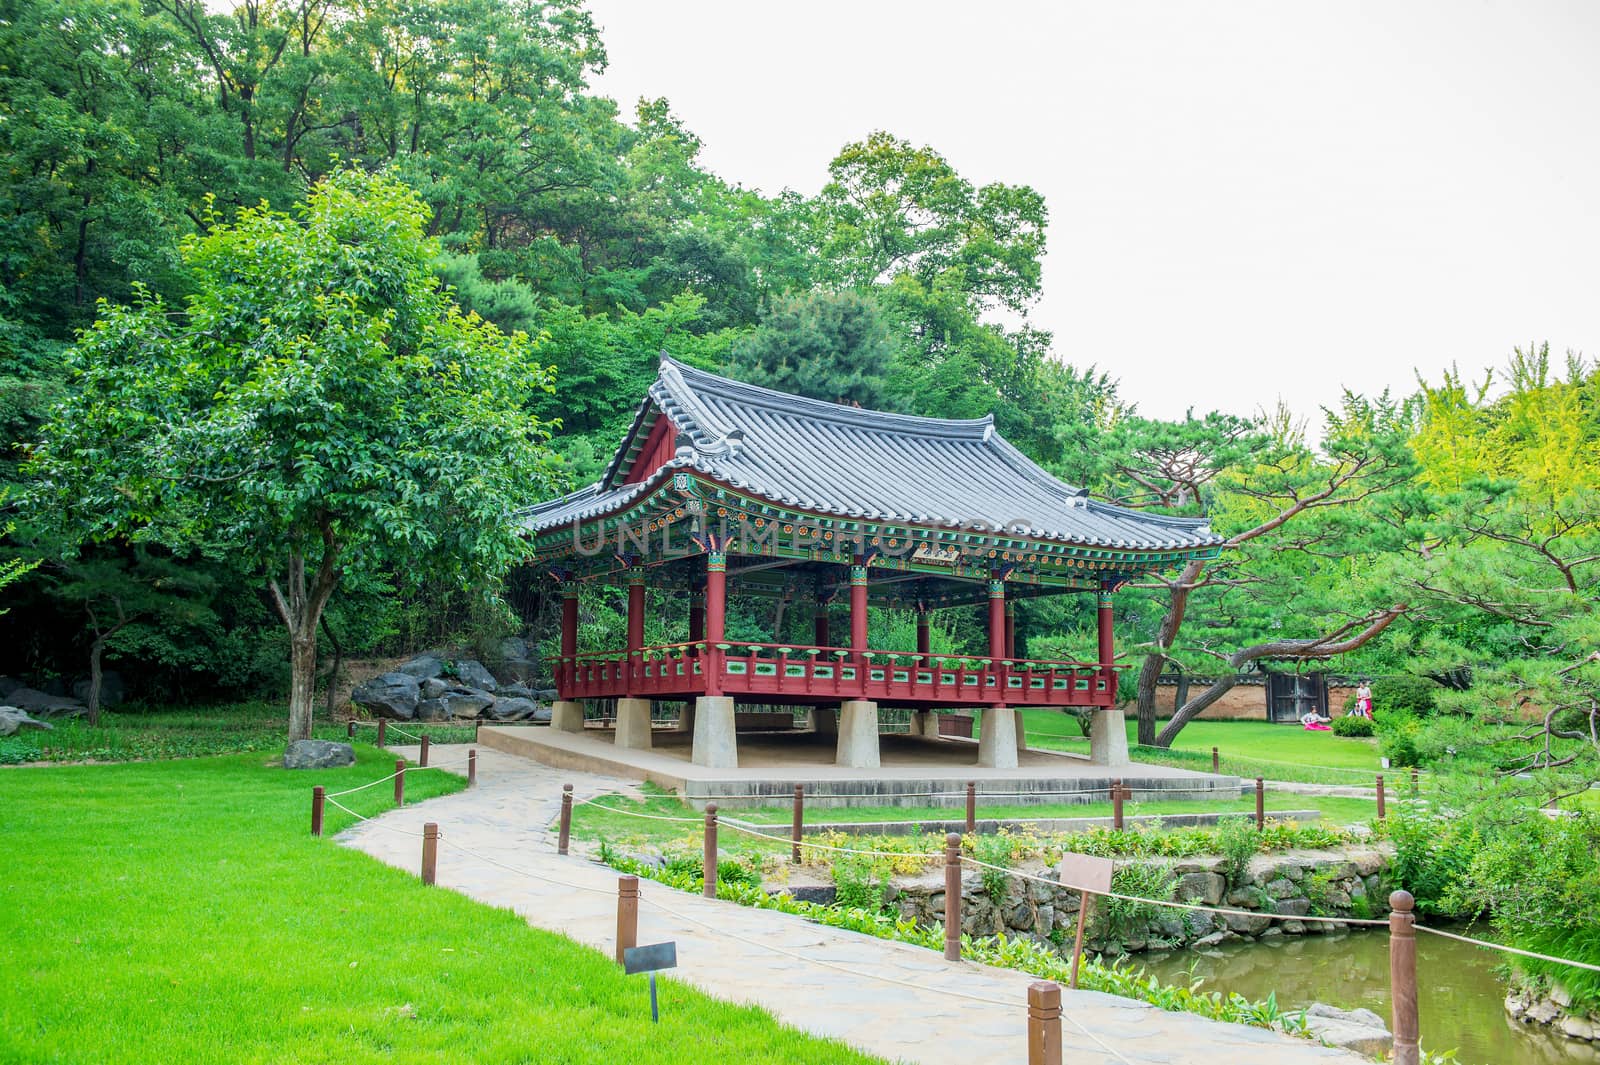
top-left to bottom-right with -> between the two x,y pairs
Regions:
1300,710 -> 1332,731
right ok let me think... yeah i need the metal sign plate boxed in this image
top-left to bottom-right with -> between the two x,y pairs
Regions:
1057,852 -> 1115,895
624,941 -> 678,975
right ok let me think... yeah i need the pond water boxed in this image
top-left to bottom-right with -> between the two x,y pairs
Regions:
1137,928 -> 1600,1065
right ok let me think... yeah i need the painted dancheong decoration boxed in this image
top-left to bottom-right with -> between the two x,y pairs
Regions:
519,356 -> 1222,770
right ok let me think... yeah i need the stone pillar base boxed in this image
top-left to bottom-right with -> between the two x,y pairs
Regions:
1089,707 -> 1130,767
910,710 -> 942,738
836,700 -> 880,768
691,696 -> 738,768
978,706 -> 1019,769
615,697 -> 653,750
551,700 -> 584,733
674,702 -> 695,733
811,707 -> 838,736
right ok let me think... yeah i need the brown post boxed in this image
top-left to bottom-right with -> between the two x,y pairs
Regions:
943,832 -> 963,961
791,785 -> 804,864
421,822 -> 439,885
1026,980 -> 1063,1065
347,720 -> 357,739
616,874 -> 639,965
1411,766 -> 1420,795
468,749 -> 477,787
311,786 -> 325,837
1212,746 -> 1220,774
965,780 -> 977,834
703,803 -> 719,898
1069,894 -> 1092,989
1389,890 -> 1420,1065
1376,775 -> 1387,821
376,718 -> 387,746
420,733 -> 430,767
394,759 -> 406,807
1112,779 -> 1125,831
1255,777 -> 1265,829
558,784 -> 573,856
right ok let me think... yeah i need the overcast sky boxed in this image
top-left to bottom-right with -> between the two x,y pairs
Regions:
585,0 -> 1600,425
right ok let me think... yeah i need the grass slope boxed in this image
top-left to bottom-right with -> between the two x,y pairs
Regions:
0,749 -> 881,1065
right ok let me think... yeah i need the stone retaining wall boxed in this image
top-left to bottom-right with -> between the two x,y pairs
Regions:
883,846 -> 1393,955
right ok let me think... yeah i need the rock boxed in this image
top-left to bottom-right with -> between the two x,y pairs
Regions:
0,676 -> 20,699
484,696 -> 540,721
1193,930 -> 1231,948
531,704 -> 552,724
283,740 -> 356,770
453,659 -> 498,691
72,671 -> 125,707
1176,871 -> 1227,905
1527,998 -> 1562,1025
786,885 -> 837,906
420,677 -> 449,700
1304,1003 -> 1393,1056
1264,877 -> 1298,899
351,672 -> 421,719
415,699 -> 450,721
1222,911 -> 1272,935
1282,920 -> 1305,935
497,636 -> 530,662
398,655 -> 447,680
495,683 -> 533,700
1273,898 -> 1312,918
440,689 -> 494,719
1553,983 -> 1574,1008
1560,1015 -> 1597,1041
3,686 -> 88,717
0,706 -> 53,737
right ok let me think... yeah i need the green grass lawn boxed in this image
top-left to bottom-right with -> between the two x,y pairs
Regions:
0,700 -> 476,765
1015,712 -> 1387,784
0,748 -> 881,1065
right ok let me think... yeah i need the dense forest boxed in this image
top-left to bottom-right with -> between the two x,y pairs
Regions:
3,0 -> 1598,789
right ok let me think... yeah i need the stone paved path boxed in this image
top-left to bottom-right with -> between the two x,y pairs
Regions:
339,744 -> 1365,1065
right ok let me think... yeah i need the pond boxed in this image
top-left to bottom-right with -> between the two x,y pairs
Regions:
1137,928 -> 1600,1065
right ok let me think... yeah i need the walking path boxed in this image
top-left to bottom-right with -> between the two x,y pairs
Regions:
339,744 -> 1365,1065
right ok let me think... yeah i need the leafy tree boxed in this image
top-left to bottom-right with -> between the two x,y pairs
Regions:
26,171 -> 560,740
727,290 -> 896,408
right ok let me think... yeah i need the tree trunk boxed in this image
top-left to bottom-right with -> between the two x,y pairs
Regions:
268,536 -> 342,744
87,635 -> 106,728
288,629 -> 317,741
1136,559 -> 1205,744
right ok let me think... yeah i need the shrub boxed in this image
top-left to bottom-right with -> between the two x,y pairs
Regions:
1215,816 -> 1259,885
1331,714 -> 1375,737
1371,675 -> 1439,718
1378,716 -> 1422,767
1099,861 -> 1178,941
1387,810 -> 1477,916
831,854 -> 889,911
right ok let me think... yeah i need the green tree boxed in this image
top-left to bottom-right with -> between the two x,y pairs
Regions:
27,171 -> 560,741
727,290 -> 896,408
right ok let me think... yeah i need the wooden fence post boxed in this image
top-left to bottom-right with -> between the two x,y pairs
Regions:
1254,777 -> 1265,829
1112,779 -> 1124,831
376,718 -> 387,746
1026,981 -> 1063,1065
394,759 -> 406,807
944,832 -> 962,961
1212,746 -> 1220,774
347,720 -> 357,739
1389,890 -> 1420,1065
420,733 -> 430,767
616,874 -> 639,965
558,784 -> 573,855
421,822 -> 439,885
311,786 -> 325,837
468,749 -> 477,787
965,781 -> 976,834
1411,766 -> 1420,795
1376,775 -> 1386,821
703,803 -> 719,898
791,785 -> 804,865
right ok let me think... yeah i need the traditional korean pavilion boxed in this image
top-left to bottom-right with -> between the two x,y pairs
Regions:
520,357 -> 1222,771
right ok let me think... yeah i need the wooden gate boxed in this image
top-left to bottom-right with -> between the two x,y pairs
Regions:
1267,672 -> 1327,723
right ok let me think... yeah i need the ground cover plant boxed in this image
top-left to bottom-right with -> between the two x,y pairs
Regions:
0,751 -> 882,1065
0,701 -> 474,765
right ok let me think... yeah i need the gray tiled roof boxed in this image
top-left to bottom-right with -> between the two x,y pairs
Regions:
522,357 -> 1223,553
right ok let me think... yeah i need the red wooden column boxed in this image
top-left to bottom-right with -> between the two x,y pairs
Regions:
1097,586 -> 1116,696
1005,601 -> 1017,660
626,571 -> 646,693
849,559 -> 869,659
814,601 -> 830,647
559,588 -> 579,695
704,550 -> 727,695
916,606 -> 930,659
988,577 -> 1007,663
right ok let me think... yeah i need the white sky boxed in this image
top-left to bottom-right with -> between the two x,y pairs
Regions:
585,0 -> 1600,424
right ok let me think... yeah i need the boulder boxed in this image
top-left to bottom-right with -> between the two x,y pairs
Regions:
350,672 -> 421,720
0,676 -> 21,699
283,740 -> 356,770
3,686 -> 87,717
532,687 -> 558,702
531,704 -> 552,724
72,671 -> 126,707
495,683 -> 533,700
496,636 -> 530,663
1303,1003 -> 1393,1056
397,655 -> 447,680
419,677 -> 449,700
484,696 -> 539,722
0,707 -> 53,737
440,689 -> 494,719
453,659 -> 498,691
1175,871 -> 1227,906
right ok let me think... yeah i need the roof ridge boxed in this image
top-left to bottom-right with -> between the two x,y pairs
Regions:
659,355 -> 995,440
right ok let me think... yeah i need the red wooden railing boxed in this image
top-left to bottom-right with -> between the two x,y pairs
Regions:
552,641 -> 1119,706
